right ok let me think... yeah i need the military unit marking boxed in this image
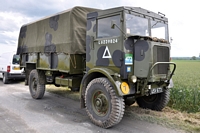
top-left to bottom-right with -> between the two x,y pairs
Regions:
102,46 -> 112,58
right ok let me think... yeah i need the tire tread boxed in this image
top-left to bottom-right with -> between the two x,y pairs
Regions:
85,78 -> 125,128
29,69 -> 45,99
136,88 -> 170,111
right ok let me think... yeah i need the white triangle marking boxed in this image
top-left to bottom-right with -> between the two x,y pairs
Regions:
102,46 -> 111,58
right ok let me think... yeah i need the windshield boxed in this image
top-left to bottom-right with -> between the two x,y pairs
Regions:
125,13 -> 168,41
12,54 -> 20,64
126,14 -> 148,36
151,20 -> 168,40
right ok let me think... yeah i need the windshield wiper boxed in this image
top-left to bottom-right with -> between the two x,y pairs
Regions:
151,21 -> 162,28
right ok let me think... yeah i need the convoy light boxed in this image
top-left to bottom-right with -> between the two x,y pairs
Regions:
120,82 -> 130,94
131,75 -> 137,83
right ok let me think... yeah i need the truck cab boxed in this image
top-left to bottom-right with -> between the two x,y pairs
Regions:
83,6 -> 176,112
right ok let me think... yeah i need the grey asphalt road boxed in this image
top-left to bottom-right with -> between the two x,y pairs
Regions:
0,80 -> 183,133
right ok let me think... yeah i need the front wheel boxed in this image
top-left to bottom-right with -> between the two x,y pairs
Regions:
136,88 -> 170,111
85,78 -> 125,128
136,89 -> 170,111
29,69 -> 45,99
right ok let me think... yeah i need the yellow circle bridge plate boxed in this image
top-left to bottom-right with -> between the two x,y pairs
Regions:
120,82 -> 130,94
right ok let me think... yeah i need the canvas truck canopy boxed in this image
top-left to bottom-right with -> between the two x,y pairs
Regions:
17,6 -> 99,55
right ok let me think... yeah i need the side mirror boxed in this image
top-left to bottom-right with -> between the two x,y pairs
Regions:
110,20 -> 127,40
111,20 -> 116,29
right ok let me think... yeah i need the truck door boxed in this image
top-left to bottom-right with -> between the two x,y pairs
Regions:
93,14 -> 123,68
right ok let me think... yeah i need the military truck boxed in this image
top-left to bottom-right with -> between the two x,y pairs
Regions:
17,6 -> 176,128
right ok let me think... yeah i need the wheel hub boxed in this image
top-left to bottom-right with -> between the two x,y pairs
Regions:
95,98 -> 102,107
32,78 -> 37,91
143,94 -> 158,103
93,91 -> 108,116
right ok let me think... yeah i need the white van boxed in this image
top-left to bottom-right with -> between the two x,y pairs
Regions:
0,51 -> 25,84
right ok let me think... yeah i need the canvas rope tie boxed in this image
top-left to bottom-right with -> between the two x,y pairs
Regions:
70,55 -> 77,68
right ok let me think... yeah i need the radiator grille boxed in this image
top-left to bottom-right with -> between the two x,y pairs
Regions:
153,46 -> 169,74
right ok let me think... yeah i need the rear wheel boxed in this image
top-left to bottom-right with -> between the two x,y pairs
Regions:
136,88 -> 170,111
71,87 -> 79,92
25,79 -> 28,85
29,69 -> 45,99
25,68 -> 30,85
85,78 -> 125,128
3,74 -> 9,84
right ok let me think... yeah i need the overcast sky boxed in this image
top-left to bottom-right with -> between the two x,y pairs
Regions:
0,0 -> 199,57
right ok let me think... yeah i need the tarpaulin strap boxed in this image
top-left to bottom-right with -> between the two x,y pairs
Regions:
70,55 -> 76,68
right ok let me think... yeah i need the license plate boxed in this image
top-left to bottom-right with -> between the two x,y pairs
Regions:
150,88 -> 163,95
14,67 -> 20,70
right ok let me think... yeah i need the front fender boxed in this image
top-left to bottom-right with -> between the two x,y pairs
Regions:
88,67 -> 123,96
80,67 -> 128,108
80,67 -> 125,97
89,67 -> 130,96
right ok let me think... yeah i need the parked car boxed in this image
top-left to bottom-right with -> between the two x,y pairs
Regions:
0,51 -> 25,84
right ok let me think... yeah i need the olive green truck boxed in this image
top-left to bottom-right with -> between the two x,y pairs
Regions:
17,6 -> 176,128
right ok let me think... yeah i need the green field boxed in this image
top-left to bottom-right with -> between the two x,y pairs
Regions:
168,60 -> 200,113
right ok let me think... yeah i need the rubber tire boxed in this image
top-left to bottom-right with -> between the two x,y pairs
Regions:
71,87 -> 79,92
3,74 -> 9,84
25,79 -> 28,85
124,97 -> 135,106
29,69 -> 45,99
54,84 -> 60,87
25,68 -> 30,85
85,78 -> 125,128
136,88 -> 170,111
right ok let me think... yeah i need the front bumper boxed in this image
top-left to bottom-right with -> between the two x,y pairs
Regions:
148,62 -> 176,83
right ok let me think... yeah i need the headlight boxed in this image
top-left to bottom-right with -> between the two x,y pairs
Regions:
131,75 -> 137,83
